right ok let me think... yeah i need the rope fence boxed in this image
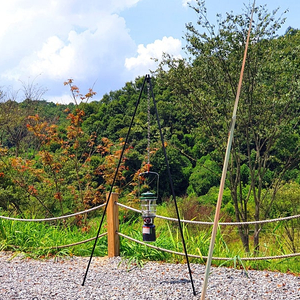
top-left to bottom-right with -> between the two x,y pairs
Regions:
116,202 -> 300,226
0,203 -> 106,222
1,195 -> 299,261
7,233 -> 107,251
47,232 -> 107,250
117,232 -> 300,261
1,201 -> 299,225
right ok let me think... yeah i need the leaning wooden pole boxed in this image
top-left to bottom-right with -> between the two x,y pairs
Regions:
200,2 -> 255,299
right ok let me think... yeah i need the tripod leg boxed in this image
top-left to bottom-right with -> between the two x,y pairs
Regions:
148,75 -> 197,296
82,76 -> 147,285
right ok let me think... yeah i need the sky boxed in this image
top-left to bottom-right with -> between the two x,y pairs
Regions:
0,0 -> 299,104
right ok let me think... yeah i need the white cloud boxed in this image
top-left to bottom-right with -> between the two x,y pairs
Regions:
125,36 -> 182,79
0,0 -> 141,102
48,94 -> 74,105
12,12 -> 134,82
107,0 -> 140,12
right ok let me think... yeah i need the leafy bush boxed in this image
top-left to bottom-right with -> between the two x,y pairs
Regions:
188,155 -> 221,196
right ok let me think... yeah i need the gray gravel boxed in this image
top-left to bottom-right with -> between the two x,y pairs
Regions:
0,252 -> 299,299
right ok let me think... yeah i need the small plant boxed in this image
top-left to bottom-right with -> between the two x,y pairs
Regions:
118,256 -> 144,271
219,255 -> 249,277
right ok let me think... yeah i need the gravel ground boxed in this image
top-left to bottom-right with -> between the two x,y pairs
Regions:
0,252 -> 299,300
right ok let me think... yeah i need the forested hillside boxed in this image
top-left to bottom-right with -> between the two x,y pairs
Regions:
0,3 -> 300,255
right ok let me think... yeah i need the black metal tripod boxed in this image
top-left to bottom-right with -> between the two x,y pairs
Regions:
82,74 -> 196,296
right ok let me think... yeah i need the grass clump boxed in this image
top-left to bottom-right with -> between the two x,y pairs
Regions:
0,217 -> 107,258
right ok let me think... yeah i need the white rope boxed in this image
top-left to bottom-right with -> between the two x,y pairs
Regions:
44,232 -> 107,249
117,232 -> 300,261
8,232 -> 108,250
116,202 -> 141,213
0,203 -> 106,222
2,200 -> 300,226
116,202 -> 300,226
158,214 -> 300,226
117,231 -> 213,258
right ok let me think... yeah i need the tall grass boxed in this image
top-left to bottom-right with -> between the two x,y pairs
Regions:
0,206 -> 299,275
0,218 -> 107,258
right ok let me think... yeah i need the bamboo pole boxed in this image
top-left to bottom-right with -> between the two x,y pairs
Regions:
200,2 -> 255,299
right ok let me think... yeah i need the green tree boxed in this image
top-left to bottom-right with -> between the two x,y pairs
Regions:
0,100 -> 29,157
270,182 -> 300,253
156,1 -> 300,253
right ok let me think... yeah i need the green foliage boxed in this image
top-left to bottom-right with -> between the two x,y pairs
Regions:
151,147 -> 193,199
188,155 -> 221,196
198,186 -> 231,206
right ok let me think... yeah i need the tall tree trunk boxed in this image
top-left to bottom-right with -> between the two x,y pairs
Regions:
253,199 -> 260,255
231,186 -> 250,252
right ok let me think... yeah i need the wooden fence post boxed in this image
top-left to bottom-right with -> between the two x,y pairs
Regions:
107,192 -> 120,257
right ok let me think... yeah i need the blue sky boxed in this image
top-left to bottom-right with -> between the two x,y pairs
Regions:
0,0 -> 299,104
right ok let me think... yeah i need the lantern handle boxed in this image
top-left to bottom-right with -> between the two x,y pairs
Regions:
138,171 -> 159,198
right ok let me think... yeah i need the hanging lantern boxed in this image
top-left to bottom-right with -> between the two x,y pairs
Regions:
141,191 -> 157,241
138,171 -> 159,242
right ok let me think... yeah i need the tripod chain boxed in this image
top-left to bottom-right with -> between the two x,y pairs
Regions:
147,78 -> 151,169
